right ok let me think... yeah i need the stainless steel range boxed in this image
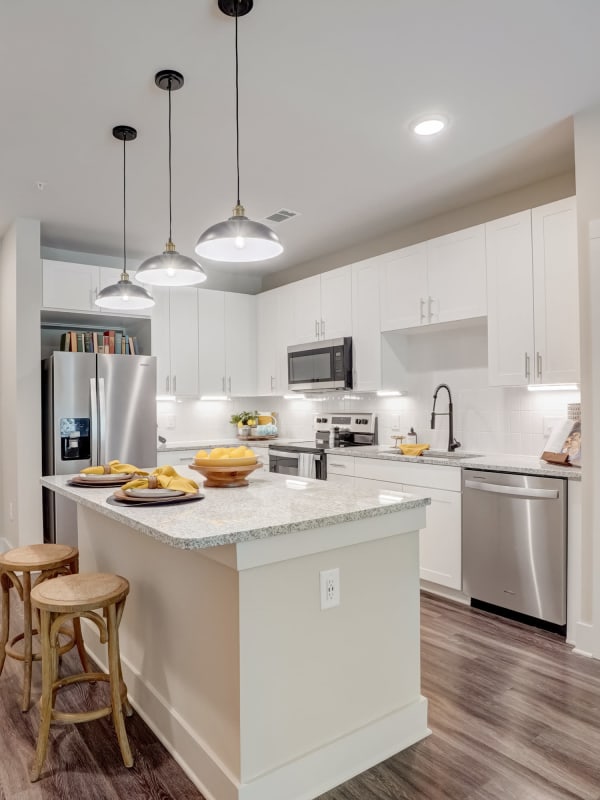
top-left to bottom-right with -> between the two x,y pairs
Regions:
269,413 -> 376,480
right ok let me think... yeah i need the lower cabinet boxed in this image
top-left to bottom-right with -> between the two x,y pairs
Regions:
156,449 -> 198,468
353,458 -> 462,591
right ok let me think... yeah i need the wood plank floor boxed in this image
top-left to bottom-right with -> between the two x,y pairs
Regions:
1,592 -> 600,799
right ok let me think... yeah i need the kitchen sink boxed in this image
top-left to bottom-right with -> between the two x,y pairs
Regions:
383,449 -> 482,460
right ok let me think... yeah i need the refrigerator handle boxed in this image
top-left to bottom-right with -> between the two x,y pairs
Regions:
90,378 -> 99,466
98,377 -> 107,465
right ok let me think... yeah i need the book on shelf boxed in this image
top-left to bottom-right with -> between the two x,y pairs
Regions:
54,328 -> 141,355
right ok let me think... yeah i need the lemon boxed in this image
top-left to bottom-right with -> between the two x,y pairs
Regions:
247,418 -> 256,427
195,450 -> 208,459
210,447 -> 226,459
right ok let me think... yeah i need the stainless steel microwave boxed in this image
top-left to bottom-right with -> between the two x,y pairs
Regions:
287,337 -> 352,392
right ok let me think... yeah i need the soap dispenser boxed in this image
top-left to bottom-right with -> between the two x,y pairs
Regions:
406,427 -> 418,444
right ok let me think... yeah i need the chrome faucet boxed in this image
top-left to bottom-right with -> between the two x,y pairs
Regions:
430,383 -> 461,452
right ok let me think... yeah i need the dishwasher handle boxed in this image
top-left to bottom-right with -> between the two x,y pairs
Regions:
464,479 -> 559,500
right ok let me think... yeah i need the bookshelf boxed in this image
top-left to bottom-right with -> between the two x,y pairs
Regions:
40,310 -> 151,360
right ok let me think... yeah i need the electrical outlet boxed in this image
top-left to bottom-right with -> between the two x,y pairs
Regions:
320,568 -> 340,610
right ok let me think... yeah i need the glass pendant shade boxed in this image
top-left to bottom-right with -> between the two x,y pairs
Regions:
137,241 -> 207,286
95,273 -> 155,310
195,206 -> 283,263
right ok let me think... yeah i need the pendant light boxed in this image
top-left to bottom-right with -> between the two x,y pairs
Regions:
194,0 -> 283,263
95,126 -> 155,311
136,71 -> 207,286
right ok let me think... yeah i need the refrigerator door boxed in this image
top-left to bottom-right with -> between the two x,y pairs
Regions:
97,354 -> 157,469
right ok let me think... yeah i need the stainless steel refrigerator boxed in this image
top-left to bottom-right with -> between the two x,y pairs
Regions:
42,352 -> 157,546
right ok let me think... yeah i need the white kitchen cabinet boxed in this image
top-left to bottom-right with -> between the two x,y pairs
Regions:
42,260 -> 152,317
291,266 -> 352,344
152,287 -> 199,396
156,449 -> 197,468
276,284 -> 297,393
379,225 -> 486,332
257,288 -> 280,396
197,289 -> 257,397
351,256 -> 382,391
403,483 -> 462,590
327,454 -> 355,478
353,457 -> 462,590
486,198 -> 579,387
532,197 -> 579,384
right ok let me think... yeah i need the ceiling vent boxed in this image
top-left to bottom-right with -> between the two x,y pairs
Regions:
264,208 -> 300,224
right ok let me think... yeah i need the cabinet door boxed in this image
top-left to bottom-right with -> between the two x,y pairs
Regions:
320,265 -> 352,340
404,484 -> 462,590
169,288 -> 199,396
225,293 -> 257,396
97,267 -> 152,317
198,289 -> 226,395
486,211 -> 535,387
353,477 -> 407,495
352,257 -> 381,391
276,284 -> 297,393
42,260 -> 99,312
151,287 -> 172,395
379,244 -> 428,331
427,224 -> 487,324
292,275 -> 321,343
257,289 -> 278,396
532,197 -> 579,384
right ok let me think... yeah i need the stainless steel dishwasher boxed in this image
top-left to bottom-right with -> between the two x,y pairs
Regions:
462,469 -> 567,630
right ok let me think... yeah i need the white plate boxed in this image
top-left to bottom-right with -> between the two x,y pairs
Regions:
124,488 -> 185,498
78,472 -> 133,482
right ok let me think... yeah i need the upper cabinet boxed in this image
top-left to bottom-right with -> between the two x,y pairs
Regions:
486,197 -> 579,386
351,256 -> 382,392
257,285 -> 295,396
197,289 -> 257,397
291,266 -> 352,344
151,287 -> 199,397
42,260 -> 151,317
380,225 -> 486,331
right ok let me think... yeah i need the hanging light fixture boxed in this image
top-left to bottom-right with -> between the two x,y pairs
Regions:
95,126 -> 155,310
136,70 -> 207,286
194,0 -> 283,263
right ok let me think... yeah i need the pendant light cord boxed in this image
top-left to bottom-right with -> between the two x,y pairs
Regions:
235,0 -> 241,207
168,78 -> 173,243
122,135 -> 127,275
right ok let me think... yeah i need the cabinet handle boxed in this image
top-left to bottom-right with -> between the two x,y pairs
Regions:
228,376 -> 232,394
178,457 -> 194,463
166,376 -> 170,393
419,298 -> 426,324
329,463 -> 347,469
222,376 -> 226,392
315,319 -> 319,339
427,296 -> 434,322
524,353 -> 530,380
321,318 -> 325,338
173,375 -> 177,393
270,375 -> 275,390
536,352 -> 542,379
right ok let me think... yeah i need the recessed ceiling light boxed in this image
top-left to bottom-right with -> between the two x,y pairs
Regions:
411,116 -> 447,137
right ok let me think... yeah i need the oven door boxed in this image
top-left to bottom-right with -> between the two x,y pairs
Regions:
269,450 -> 327,480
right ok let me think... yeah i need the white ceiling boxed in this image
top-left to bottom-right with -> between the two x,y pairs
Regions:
1,0 -> 600,279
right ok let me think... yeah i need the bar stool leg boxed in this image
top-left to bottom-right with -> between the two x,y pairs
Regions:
30,609 -> 53,783
21,571 -> 33,712
107,602 -> 133,767
0,573 -> 10,675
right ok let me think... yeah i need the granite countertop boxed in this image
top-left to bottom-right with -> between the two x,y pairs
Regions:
41,470 -> 429,551
331,445 -> 581,481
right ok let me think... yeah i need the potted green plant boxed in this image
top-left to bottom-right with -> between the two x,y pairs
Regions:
230,410 -> 259,438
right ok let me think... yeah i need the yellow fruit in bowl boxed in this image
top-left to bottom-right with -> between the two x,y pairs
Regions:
210,448 -> 227,459
195,450 -> 208,459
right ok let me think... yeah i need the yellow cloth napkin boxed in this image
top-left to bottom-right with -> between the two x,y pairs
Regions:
121,465 -> 199,495
81,459 -> 148,476
399,444 -> 430,456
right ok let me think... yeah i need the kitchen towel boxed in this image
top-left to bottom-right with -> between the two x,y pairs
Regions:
298,453 -> 316,479
81,460 -> 148,476
121,465 -> 199,494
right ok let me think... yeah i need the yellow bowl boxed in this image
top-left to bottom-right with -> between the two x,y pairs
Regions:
194,456 -> 258,467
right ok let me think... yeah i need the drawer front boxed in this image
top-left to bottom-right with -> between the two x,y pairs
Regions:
327,455 -> 355,476
354,457 -> 460,491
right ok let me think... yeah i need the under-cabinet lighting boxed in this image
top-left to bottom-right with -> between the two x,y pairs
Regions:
376,390 -> 403,397
284,394 -> 305,400
527,384 -> 579,392
200,395 -> 230,401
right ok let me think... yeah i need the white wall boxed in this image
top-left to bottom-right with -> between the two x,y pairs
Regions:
0,219 -> 43,549
157,325 -> 579,456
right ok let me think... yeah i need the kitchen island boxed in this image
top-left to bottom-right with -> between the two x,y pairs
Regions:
41,470 -> 430,800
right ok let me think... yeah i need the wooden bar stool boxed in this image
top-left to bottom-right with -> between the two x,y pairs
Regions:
29,572 -> 133,782
0,544 -> 89,712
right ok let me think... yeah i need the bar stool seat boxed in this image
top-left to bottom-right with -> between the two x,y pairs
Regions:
0,544 -> 88,712
29,572 -> 133,782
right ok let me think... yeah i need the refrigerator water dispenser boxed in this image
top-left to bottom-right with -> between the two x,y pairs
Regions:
60,417 -> 91,461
